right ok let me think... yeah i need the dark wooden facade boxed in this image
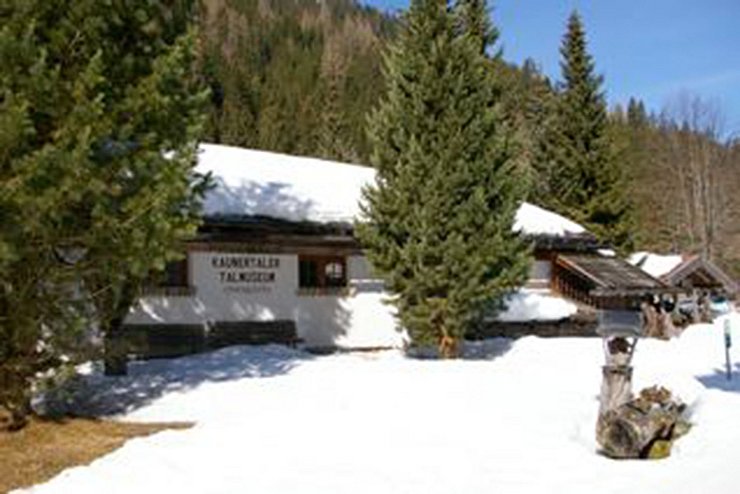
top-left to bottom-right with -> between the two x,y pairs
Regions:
194,215 -> 362,256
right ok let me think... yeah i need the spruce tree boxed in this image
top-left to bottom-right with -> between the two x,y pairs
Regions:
0,0 -> 207,423
538,11 -> 633,251
358,0 -> 530,358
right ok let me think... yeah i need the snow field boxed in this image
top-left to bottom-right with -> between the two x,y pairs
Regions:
19,315 -> 740,494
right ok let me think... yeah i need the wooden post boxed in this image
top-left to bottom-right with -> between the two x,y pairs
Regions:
597,335 -> 637,448
724,318 -> 732,381
599,365 -> 633,417
690,289 -> 700,323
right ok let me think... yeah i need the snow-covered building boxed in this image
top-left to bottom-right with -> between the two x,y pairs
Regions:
480,207 -> 674,338
123,144 -> 671,355
625,252 -> 738,324
629,252 -> 738,297
126,145 -> 398,354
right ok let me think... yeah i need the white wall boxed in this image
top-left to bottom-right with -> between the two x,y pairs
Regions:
126,252 -> 405,349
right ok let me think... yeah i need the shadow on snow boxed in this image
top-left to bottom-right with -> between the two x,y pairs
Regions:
406,337 -> 515,361
697,363 -> 740,393
38,336 -> 516,417
37,344 -> 314,418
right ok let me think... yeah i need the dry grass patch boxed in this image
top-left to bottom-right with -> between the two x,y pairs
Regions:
0,417 -> 192,493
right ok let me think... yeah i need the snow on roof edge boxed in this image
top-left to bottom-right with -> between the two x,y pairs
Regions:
196,143 -> 590,237
628,251 -> 684,279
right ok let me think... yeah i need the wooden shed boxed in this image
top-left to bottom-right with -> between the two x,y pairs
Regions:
659,255 -> 738,297
552,254 -> 677,310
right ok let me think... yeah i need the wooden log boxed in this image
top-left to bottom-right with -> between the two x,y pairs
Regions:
597,386 -> 687,459
597,404 -> 677,459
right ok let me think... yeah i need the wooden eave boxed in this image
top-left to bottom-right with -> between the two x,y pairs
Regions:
556,254 -> 677,297
195,216 -> 641,275
192,215 -> 362,255
527,233 -> 604,252
202,214 -> 355,236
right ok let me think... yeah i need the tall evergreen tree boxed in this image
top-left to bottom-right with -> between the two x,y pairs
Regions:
0,0 -> 207,425
494,57 -> 557,190
538,11 -> 633,251
358,0 -> 530,358
453,0 -> 497,53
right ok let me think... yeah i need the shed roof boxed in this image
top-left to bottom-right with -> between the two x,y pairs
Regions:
556,254 -> 673,296
661,255 -> 738,295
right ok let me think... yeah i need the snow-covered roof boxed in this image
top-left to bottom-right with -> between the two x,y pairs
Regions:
628,252 -> 684,279
198,144 -> 374,224
197,143 -> 588,237
513,202 -> 586,237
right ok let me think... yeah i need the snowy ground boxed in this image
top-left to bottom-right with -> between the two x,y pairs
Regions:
20,313 -> 740,494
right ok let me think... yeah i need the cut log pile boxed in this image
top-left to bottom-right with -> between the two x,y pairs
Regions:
596,386 -> 691,459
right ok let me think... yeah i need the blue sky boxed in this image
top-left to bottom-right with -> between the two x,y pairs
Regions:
362,0 -> 740,135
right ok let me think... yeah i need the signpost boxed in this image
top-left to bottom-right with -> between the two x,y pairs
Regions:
724,318 -> 732,381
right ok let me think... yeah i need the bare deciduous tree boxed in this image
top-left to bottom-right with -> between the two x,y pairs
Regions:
657,93 -> 733,260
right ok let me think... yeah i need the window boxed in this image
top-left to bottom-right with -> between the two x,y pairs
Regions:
299,259 -> 319,288
142,257 -> 194,296
324,261 -> 345,288
298,256 -> 347,294
163,258 -> 189,288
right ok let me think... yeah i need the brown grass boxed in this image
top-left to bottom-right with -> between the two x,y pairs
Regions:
0,417 -> 192,493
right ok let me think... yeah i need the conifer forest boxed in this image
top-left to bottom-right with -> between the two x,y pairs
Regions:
199,0 -> 740,277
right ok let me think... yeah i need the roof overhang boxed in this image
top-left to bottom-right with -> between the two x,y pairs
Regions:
556,254 -> 678,298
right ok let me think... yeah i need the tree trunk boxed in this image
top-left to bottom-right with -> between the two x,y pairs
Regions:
103,319 -> 128,376
102,281 -> 139,376
0,364 -> 31,431
438,335 -> 459,359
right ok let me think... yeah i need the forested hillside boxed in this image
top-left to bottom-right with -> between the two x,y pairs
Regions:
611,96 -> 740,276
199,0 -> 395,162
196,1 -> 739,277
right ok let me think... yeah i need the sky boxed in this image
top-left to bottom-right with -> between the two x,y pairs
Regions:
362,0 -> 740,136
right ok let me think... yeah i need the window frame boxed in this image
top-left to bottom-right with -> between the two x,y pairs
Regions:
142,256 -> 195,296
297,255 -> 348,295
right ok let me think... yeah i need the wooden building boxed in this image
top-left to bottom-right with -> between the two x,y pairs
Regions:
552,254 -> 676,310
123,144 -> 685,355
125,145 -> 399,355
659,255 -> 738,297
522,214 -> 676,312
